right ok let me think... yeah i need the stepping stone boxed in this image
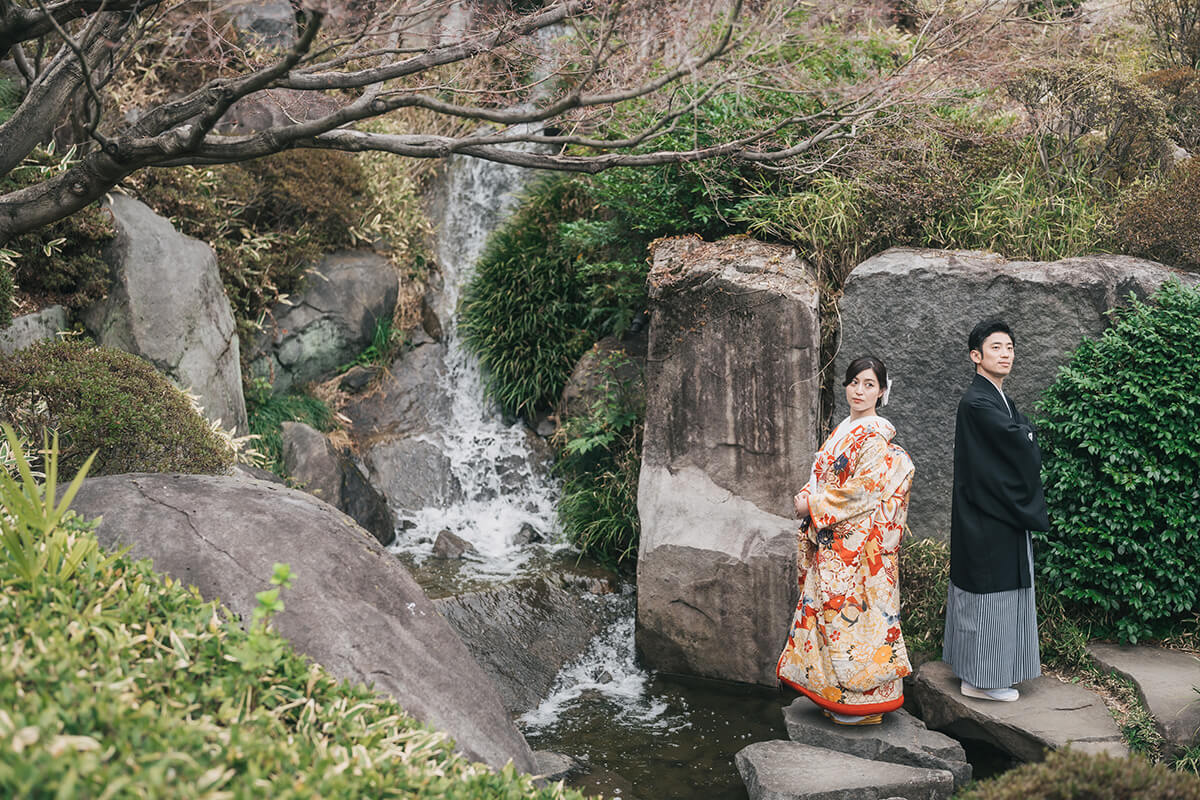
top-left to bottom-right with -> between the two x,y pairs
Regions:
783,701 -> 972,790
909,661 -> 1128,762
736,740 -> 954,800
1089,642 -> 1200,758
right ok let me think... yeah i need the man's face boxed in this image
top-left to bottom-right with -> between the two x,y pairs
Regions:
971,331 -> 1014,381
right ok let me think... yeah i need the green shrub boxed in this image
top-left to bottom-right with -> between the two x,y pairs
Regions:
1036,281 -> 1200,643
554,352 -> 643,567
459,178 -> 597,417
0,339 -> 233,476
1114,158 -> 1200,271
0,434 -> 585,800
0,251 -> 13,328
1142,67 -> 1200,149
898,536 -> 951,660
1133,0 -> 1200,69
956,748 -> 1200,799
245,383 -> 335,473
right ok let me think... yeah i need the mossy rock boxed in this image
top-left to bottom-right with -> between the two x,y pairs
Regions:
0,339 -> 233,476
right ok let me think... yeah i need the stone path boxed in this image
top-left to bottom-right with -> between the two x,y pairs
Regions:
909,660 -> 1128,761
1089,643 -> 1200,758
736,740 -> 954,800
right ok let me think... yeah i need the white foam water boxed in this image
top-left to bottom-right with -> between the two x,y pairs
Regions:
519,595 -> 691,735
386,146 -> 565,579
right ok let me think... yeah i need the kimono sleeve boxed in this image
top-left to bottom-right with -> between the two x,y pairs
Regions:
806,431 -> 891,531
961,396 -> 1051,532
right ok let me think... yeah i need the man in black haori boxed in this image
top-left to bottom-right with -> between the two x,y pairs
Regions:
943,319 -> 1050,702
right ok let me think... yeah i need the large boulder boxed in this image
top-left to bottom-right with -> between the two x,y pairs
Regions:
0,305 -> 68,355
249,250 -> 398,394
433,567 -> 624,715
839,248 -> 1200,539
83,194 -> 248,434
280,421 -> 395,545
68,473 -> 538,775
637,237 -> 820,686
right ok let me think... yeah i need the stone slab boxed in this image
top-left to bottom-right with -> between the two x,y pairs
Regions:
783,702 -> 971,789
910,660 -> 1127,762
736,740 -> 954,800
1089,642 -> 1200,757
0,305 -> 68,355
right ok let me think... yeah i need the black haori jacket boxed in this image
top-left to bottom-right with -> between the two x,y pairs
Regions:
950,374 -> 1051,594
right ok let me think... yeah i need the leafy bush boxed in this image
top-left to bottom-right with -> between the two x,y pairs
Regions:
458,178 -> 598,418
245,382 -> 335,473
0,339 -> 233,476
957,748 -> 1200,799
554,352 -> 644,567
1142,67 -> 1200,149
0,433 -> 584,800
1036,281 -> 1200,643
1114,158 -> 1200,272
898,536 -> 951,660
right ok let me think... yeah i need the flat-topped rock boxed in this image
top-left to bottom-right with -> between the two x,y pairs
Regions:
783,702 -> 971,789
910,661 -> 1127,762
736,740 -> 954,800
1089,643 -> 1200,758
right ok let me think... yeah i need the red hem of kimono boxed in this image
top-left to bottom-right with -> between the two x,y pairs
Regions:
779,675 -> 905,716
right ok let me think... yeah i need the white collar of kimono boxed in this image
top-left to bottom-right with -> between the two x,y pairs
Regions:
832,413 -> 894,440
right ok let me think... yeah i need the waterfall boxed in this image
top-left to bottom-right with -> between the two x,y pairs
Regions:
388,150 -> 564,578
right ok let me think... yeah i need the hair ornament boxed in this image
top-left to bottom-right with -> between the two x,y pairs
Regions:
880,378 -> 893,407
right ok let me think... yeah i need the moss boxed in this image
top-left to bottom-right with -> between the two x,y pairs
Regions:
0,339 -> 233,476
957,748 -> 1200,799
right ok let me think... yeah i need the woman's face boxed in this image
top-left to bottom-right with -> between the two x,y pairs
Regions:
845,368 -> 883,417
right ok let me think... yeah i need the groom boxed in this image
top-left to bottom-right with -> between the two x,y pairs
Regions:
943,318 -> 1050,702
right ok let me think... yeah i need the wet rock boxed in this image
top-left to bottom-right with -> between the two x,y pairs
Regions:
532,750 -> 584,782
432,529 -> 477,559
840,248 -> 1200,539
0,305 -> 68,355
1088,642 -> 1200,758
345,334 -> 449,438
339,364 -> 378,393
637,237 -> 819,687
736,740 -> 954,800
783,702 -> 971,790
362,435 -> 462,515
281,421 -> 394,546
909,660 -> 1127,762
433,574 -> 626,714
513,522 -> 544,545
83,194 -> 248,434
248,250 -> 398,395
68,473 -> 536,774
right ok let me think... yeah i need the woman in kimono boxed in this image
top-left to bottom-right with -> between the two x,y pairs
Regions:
777,355 -> 915,725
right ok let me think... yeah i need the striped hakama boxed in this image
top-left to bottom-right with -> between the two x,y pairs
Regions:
942,532 -> 1041,690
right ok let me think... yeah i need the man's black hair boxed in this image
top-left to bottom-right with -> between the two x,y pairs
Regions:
968,319 -> 1015,353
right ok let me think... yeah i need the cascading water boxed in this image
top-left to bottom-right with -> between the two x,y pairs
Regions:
387,150 -> 563,578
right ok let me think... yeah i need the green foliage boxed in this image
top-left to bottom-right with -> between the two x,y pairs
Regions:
1,146 -> 114,313
338,316 -> 406,372
898,536 -> 950,660
0,249 -> 14,328
132,150 -> 369,342
459,178 -> 598,417
0,339 -> 233,477
0,436 -> 585,800
1114,157 -> 1200,271
554,353 -> 643,567
957,748 -> 1200,799
1142,67 -> 1200,149
0,76 -> 18,123
1036,281 -> 1200,643
1177,738 -> 1200,775
245,384 -> 335,473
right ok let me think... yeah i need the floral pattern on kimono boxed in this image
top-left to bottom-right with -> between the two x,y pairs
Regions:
776,415 -> 915,715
